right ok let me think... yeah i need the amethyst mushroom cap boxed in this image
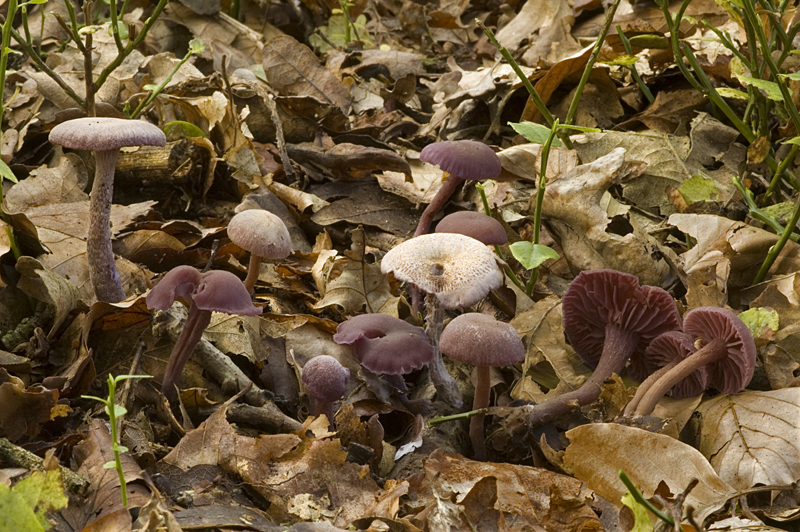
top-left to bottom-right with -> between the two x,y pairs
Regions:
440,312 -> 525,460
527,269 -> 682,427
147,265 -> 262,398
415,140 -> 501,237
228,209 -> 293,293
632,307 -> 756,417
435,211 -> 508,246
301,355 -> 350,430
50,117 -> 166,303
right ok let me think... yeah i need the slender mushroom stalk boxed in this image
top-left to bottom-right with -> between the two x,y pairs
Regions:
301,355 -> 350,431
528,270 -> 682,428
439,313 -> 525,460
415,140 -> 502,237
381,233 -> 504,408
623,331 -> 706,417
227,209 -> 293,293
49,117 -> 166,303
146,265 -> 262,398
632,307 -> 756,418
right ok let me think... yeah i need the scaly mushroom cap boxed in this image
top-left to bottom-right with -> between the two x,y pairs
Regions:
228,209 -> 293,260
683,307 -> 756,393
562,270 -> 682,375
435,211 -> 508,246
439,313 -> 525,367
49,117 -> 166,151
334,314 -> 434,375
193,270 -> 263,316
302,355 -> 350,403
381,233 -> 504,309
645,331 -> 708,397
420,140 -> 501,181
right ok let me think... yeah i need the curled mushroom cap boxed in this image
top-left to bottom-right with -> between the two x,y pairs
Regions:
381,233 -> 503,309
644,331 -> 707,398
49,117 -> 166,151
435,211 -> 507,246
562,270 -> 682,377
193,270 -> 264,315
420,140 -> 501,181
683,307 -> 756,393
334,314 -> 433,375
439,313 -> 525,367
301,355 -> 350,403
228,209 -> 293,260
146,265 -> 203,311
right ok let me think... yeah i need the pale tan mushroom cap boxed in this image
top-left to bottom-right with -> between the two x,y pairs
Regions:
49,117 -> 166,151
381,233 -> 503,309
228,209 -> 293,259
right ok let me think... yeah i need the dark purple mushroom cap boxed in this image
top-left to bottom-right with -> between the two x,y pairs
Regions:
683,307 -> 756,394
645,331 -> 708,398
301,355 -> 350,403
193,271 -> 263,316
420,140 -> 501,181
49,117 -> 166,151
334,314 -> 434,375
146,265 -> 203,311
439,313 -> 525,367
562,270 -> 682,376
435,211 -> 508,246
146,266 -> 262,316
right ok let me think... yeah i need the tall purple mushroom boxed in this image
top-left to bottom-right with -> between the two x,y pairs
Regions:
416,140 -> 501,237
439,313 -> 525,460
528,269 -> 682,427
632,307 -> 756,417
50,117 -> 166,303
146,265 -> 262,398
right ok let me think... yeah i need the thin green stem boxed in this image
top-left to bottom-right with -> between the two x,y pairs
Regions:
564,0 -> 622,125
476,19 -> 572,150
618,470 -> 683,530
616,25 -> 654,104
105,376 -> 128,507
765,144 -> 800,199
754,193 -> 800,284
428,408 -> 489,426
108,0 -> 125,53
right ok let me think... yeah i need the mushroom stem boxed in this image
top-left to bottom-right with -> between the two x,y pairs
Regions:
161,301 -> 212,398
425,293 -> 463,408
89,149 -> 127,303
528,323 -> 638,427
471,365 -> 491,460
311,397 -> 336,431
622,361 -> 676,417
414,173 -> 462,237
243,253 -> 263,293
633,338 -> 727,417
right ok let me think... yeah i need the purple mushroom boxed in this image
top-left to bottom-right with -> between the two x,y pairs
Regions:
435,211 -> 508,246
301,355 -> 350,431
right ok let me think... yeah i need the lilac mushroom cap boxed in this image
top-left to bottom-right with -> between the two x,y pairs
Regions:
50,117 -> 166,303
228,209 -> 293,292
414,140 -> 501,237
439,312 -> 525,460
301,355 -> 350,430
435,211 -> 507,246
334,314 -> 433,375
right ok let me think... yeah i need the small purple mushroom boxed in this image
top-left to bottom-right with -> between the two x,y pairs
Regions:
632,307 -> 756,417
439,313 -> 525,460
147,265 -> 262,398
416,140 -> 501,237
435,211 -> 508,246
301,355 -> 350,431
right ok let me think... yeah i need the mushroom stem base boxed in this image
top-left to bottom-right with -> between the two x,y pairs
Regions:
425,294 -> 463,408
471,365 -> 490,460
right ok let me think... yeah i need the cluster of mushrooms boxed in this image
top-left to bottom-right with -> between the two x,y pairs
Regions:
50,117 -> 757,459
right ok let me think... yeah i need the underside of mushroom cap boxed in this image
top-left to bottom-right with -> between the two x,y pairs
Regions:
439,313 -> 525,367
146,265 -> 203,311
419,140 -> 501,181
683,307 -> 756,393
381,233 -> 504,309
228,209 -> 293,259
645,331 -> 708,397
193,270 -> 263,316
49,117 -> 166,151
562,269 -> 682,373
334,313 -> 434,375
